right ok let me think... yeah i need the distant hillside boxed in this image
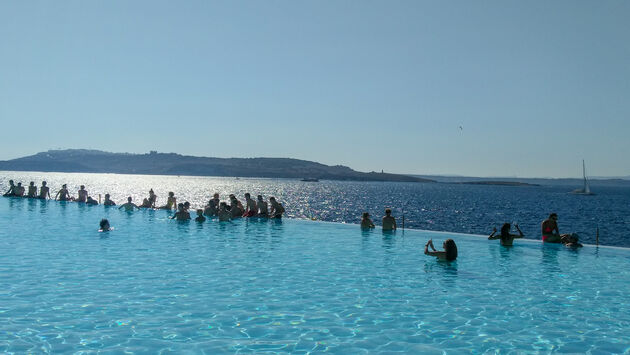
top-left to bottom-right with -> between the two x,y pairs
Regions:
0,149 -> 434,183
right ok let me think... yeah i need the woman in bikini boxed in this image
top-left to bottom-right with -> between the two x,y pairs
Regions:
541,213 -> 561,243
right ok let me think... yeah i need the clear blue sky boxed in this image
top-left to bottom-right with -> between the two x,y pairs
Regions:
1,1 -> 629,178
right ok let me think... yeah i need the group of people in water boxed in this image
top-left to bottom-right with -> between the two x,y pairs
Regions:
4,179 -> 584,261
3,180 -> 286,223
358,209 -> 582,262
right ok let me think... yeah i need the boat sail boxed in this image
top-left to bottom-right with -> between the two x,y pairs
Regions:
571,160 -> 594,195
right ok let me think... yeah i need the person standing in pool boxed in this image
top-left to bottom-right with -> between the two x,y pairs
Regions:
382,208 -> 397,231
3,180 -> 16,196
148,189 -> 157,208
361,212 -> 375,229
230,195 -> 244,218
257,195 -> 268,217
541,213 -> 561,243
488,223 -> 524,246
194,209 -> 206,222
76,185 -> 88,203
27,182 -> 37,198
55,184 -> 72,201
425,239 -> 458,261
14,182 -> 25,197
118,197 -> 140,211
243,193 -> 257,217
170,203 -> 191,220
38,181 -> 51,199
204,193 -> 220,216
103,194 -> 116,206
218,202 -> 232,221
269,197 -> 285,219
159,192 -> 176,210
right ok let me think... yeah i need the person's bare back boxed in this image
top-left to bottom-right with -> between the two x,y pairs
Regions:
382,208 -> 397,231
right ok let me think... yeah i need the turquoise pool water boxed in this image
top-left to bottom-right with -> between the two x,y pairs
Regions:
1,197 -> 629,353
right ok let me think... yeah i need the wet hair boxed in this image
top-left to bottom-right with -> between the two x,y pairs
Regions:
245,193 -> 251,198
42,181 -> 47,185
127,196 -> 132,202
501,223 -> 512,242
257,195 -> 263,200
149,189 -> 154,193
100,219 -> 109,229
385,208 -> 392,215
17,182 -> 22,186
178,203 -> 184,208
30,181 -> 35,186
105,194 -> 110,198
444,239 -> 458,261
80,185 -> 85,189
549,213 -> 558,219
184,201 -> 190,206
362,212 -> 370,218
270,197 -> 276,201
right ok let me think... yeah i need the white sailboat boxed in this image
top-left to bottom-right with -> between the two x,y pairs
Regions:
570,160 -> 595,195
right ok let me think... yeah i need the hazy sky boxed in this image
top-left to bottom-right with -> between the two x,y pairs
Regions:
1,1 -> 628,178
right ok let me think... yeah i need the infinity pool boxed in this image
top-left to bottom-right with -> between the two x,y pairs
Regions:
1,197 -> 629,353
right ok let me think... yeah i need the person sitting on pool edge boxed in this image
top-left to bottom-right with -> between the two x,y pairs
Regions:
38,181 -> 51,199
14,182 -> 25,197
3,180 -> 16,196
541,213 -> 561,243
424,239 -> 458,261
103,194 -> 116,206
158,191 -> 176,210
99,218 -> 112,232
76,185 -> 88,203
488,223 -> 524,246
361,212 -> 375,229
170,203 -> 191,220
118,197 -> 140,211
195,209 -> 206,222
382,208 -> 397,231
561,233 -> 583,248
269,197 -> 285,219
55,184 -> 73,201
27,182 -> 37,198
257,195 -> 268,217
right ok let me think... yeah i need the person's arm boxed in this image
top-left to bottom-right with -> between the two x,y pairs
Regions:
370,220 -> 375,228
514,224 -> 524,238
118,204 -> 124,210
393,218 -> 397,230
134,203 -> 141,210
488,227 -> 499,240
553,222 -> 559,235
424,239 -> 446,257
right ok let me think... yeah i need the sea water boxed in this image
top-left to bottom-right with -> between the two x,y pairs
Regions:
1,171 -> 629,246
1,197 -> 629,353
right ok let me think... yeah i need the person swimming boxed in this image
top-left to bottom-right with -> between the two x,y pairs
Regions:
103,194 -> 116,206
257,195 -> 268,217
194,209 -> 206,222
118,197 -> 140,211
488,223 -> 524,246
204,193 -> 220,217
269,197 -> 285,219
158,192 -> 176,210
76,185 -> 88,203
170,203 -> 191,220
55,184 -> 72,201
3,180 -> 15,196
541,213 -> 561,243
361,212 -> 375,229
27,182 -> 37,198
38,181 -> 51,199
86,196 -> 98,205
183,201 -> 191,212
382,208 -> 397,231
99,218 -> 112,232
424,239 -> 458,261
561,233 -> 583,248
243,193 -> 257,217
218,202 -> 231,221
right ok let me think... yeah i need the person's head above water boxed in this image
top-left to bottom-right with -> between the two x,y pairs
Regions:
168,191 -> 174,197
17,182 -> 22,187
196,209 -> 203,216
257,195 -> 263,201
80,185 -> 85,189
105,194 -> 110,199
29,181 -> 34,186
177,203 -> 185,211
245,193 -> 251,199
385,208 -> 392,216
127,196 -> 132,202
99,219 -> 110,231
444,239 -> 458,261
42,181 -> 47,186
213,193 -> 219,199
549,213 -> 558,220
62,184 -> 67,188
9,180 -> 14,185
362,212 -> 370,219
